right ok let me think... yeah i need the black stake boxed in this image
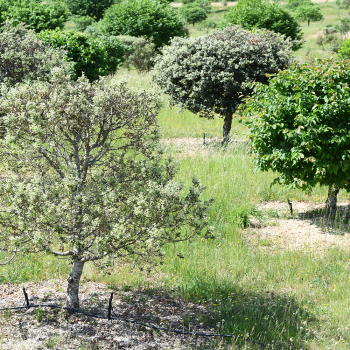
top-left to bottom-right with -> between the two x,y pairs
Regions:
107,292 -> 113,320
203,133 -> 206,145
287,199 -> 293,215
23,287 -> 30,307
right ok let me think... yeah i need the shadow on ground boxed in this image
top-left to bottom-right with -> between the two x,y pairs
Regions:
298,204 -> 350,235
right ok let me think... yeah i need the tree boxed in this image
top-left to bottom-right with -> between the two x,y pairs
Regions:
338,38 -> 350,57
99,0 -> 186,49
65,0 -> 115,21
72,15 -> 96,31
2,0 -> 68,32
179,5 -> 207,27
284,0 -> 313,11
0,22 -> 72,87
153,26 -> 294,139
294,5 -> 323,26
38,30 -> 127,81
0,73 -> 212,309
223,0 -> 303,51
245,59 -> 350,212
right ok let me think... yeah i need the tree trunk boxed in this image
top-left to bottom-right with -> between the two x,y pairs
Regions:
66,260 -> 85,309
326,186 -> 339,214
308,19 -> 310,26
223,112 -> 233,141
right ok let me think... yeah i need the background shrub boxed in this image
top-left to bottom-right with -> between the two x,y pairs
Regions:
116,36 -> 156,72
72,15 -> 96,31
100,0 -> 186,49
223,0 -> 303,51
179,5 -> 207,27
65,0 -> 115,21
38,30 -> 127,81
2,0 -> 68,32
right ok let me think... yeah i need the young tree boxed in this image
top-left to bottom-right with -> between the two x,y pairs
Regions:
245,59 -> 350,212
65,0 -> 115,21
99,0 -> 186,49
223,0 -> 303,51
2,0 -> 68,32
153,26 -> 294,139
0,73 -> 212,309
38,30 -> 127,82
179,6 -> 207,27
294,5 -> 323,26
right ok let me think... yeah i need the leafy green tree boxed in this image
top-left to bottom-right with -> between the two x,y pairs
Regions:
245,59 -> 350,212
2,0 -> 68,32
38,30 -> 127,81
199,19 -> 217,33
284,0 -> 313,11
0,74 -> 212,309
65,0 -> 115,21
100,0 -> 186,49
223,0 -> 303,51
153,26 -> 294,139
338,38 -> 350,57
179,5 -> 207,27
294,5 -> 323,26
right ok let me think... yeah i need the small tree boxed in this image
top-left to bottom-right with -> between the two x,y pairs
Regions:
294,5 -> 323,26
72,15 -> 96,31
0,74 -> 212,308
223,0 -> 303,51
153,26 -> 294,139
245,59 -> 350,212
2,0 -> 68,32
284,0 -> 313,11
38,30 -> 127,81
100,0 -> 186,49
338,38 -> 350,57
65,0 -> 115,21
179,6 -> 207,27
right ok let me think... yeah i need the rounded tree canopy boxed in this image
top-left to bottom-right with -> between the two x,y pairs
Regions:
223,0 -> 303,51
179,6 -> 207,26
153,25 -> 294,138
65,0 -> 115,21
294,4 -> 324,26
245,59 -> 350,194
100,0 -> 186,49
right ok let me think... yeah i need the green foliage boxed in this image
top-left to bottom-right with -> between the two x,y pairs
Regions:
294,4 -> 324,26
198,19 -> 217,33
338,38 -> 350,57
65,0 -> 116,21
284,0 -> 313,11
0,74 -> 212,307
153,26 -> 294,138
223,0 -> 303,51
179,5 -> 207,26
2,0 -> 68,32
72,15 -> 96,31
100,0 -> 186,49
116,36 -> 156,72
336,0 -> 350,9
335,17 -> 350,38
246,59 -> 350,195
38,30 -> 127,81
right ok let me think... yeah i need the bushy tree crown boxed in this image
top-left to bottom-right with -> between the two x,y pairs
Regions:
223,0 -> 303,51
153,26 -> 294,138
65,0 -> 115,20
100,0 -> 186,49
246,59 -> 350,195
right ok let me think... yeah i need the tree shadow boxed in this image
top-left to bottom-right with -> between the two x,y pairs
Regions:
297,203 -> 350,235
169,281 -> 316,349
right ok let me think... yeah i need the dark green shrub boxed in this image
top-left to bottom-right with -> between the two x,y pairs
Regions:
223,0 -> 303,51
38,30 -> 127,81
100,0 -> 186,49
179,5 -> 207,27
2,0 -> 68,32
116,36 -> 156,72
245,59 -> 350,211
65,0 -> 115,21
153,25 -> 294,139
72,15 -> 96,31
